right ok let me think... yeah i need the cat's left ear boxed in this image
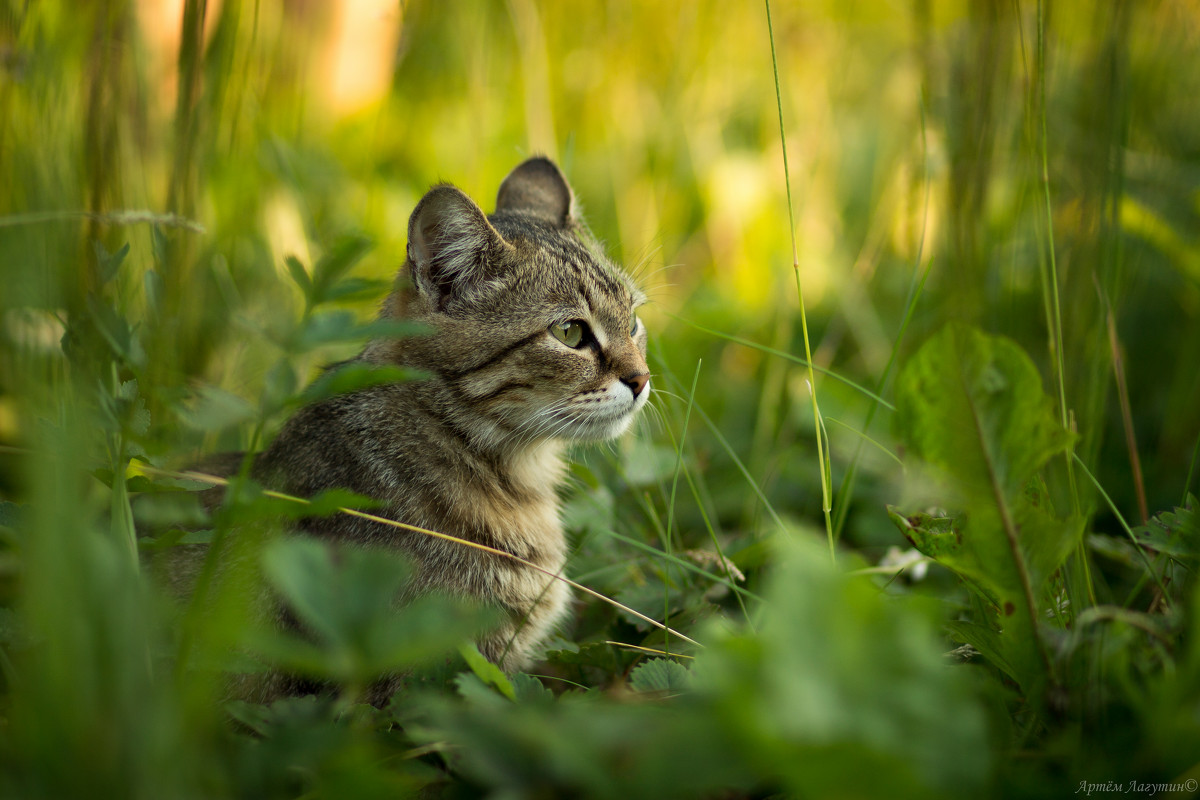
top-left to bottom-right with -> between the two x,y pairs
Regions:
495,157 -> 575,227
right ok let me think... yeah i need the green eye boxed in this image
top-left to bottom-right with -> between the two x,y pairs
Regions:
550,320 -> 586,348
630,316 -> 639,335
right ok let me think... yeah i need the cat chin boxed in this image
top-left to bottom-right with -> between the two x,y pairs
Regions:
558,411 -> 639,443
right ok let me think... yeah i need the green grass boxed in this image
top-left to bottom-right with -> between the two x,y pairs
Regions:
3,1 -> 1200,797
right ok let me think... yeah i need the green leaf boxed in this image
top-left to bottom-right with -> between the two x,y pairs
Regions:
300,362 -> 425,405
309,234 -> 372,305
93,240 -> 130,285
1132,494 -> 1199,560
320,276 -> 391,305
292,312 -> 426,352
510,672 -> 554,704
560,485 -> 615,538
945,621 -> 1021,685
119,379 -> 151,436
629,658 -> 691,694
124,474 -> 209,493
179,385 -> 256,432
895,323 -> 1071,499
216,482 -> 379,524
694,534 -> 991,798
261,360 -> 298,411
891,323 -> 1079,695
256,538 -> 490,683
302,488 -> 383,516
85,294 -> 145,367
458,642 -> 516,701
284,254 -> 312,297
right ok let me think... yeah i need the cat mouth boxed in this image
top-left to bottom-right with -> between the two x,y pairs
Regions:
556,392 -> 648,441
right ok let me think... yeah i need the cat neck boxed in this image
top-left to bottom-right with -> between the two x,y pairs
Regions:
503,438 -> 567,494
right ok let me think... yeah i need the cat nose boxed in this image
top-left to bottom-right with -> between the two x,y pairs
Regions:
621,372 -> 650,398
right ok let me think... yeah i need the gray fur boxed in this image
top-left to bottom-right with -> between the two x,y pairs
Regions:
203,158 -> 649,693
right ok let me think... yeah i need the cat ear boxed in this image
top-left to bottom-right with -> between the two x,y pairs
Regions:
407,185 -> 506,306
495,156 -> 574,227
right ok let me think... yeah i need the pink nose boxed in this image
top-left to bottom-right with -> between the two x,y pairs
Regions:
621,372 -> 650,398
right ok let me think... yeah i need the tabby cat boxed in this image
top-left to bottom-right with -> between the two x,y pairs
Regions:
221,157 -> 649,687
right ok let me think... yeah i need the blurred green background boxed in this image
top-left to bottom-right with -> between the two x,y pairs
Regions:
2,1 -> 1200,797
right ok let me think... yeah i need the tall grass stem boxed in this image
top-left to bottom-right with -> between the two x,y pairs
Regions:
764,0 -> 834,559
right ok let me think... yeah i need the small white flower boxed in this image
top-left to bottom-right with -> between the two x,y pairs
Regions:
879,546 -> 929,581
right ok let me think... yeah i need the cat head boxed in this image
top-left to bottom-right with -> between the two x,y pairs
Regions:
383,157 -> 650,447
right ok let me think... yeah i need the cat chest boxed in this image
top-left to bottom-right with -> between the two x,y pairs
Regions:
465,492 -> 565,570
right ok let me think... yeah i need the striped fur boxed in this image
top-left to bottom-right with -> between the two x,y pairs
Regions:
248,157 -> 650,685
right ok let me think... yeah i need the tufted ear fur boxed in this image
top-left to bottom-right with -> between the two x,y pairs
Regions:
495,156 -> 574,227
407,185 -> 507,309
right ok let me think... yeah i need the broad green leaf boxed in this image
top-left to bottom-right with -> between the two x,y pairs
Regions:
1132,494 -> 1199,559
945,621 -> 1021,685
302,488 -> 383,516
886,506 -> 962,560
694,534 -> 990,798
895,323 -> 1071,499
886,505 -> 1004,606
891,323 -> 1079,696
138,527 -> 213,549
257,538 -> 489,683
629,658 -> 691,694
510,672 -> 554,704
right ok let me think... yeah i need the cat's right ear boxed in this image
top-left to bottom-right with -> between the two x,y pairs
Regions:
495,157 -> 574,227
406,185 -> 508,309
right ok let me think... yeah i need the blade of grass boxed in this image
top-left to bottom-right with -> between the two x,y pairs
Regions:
667,314 -> 893,410
1183,434 -> 1200,507
1035,0 -> 1095,610
1103,299 -> 1148,523
599,527 -> 762,604
824,416 -> 903,469
1036,0 -> 1080,514
765,0 -> 834,559
692,400 -> 786,535
662,360 -> 756,624
659,360 -> 703,655
604,642 -> 695,660
1072,454 -> 1170,604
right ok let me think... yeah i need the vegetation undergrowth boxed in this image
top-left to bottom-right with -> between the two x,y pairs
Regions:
2,1 -> 1199,798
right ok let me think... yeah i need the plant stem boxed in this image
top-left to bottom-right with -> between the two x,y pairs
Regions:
764,0 -> 834,559
1036,0 -> 1095,608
